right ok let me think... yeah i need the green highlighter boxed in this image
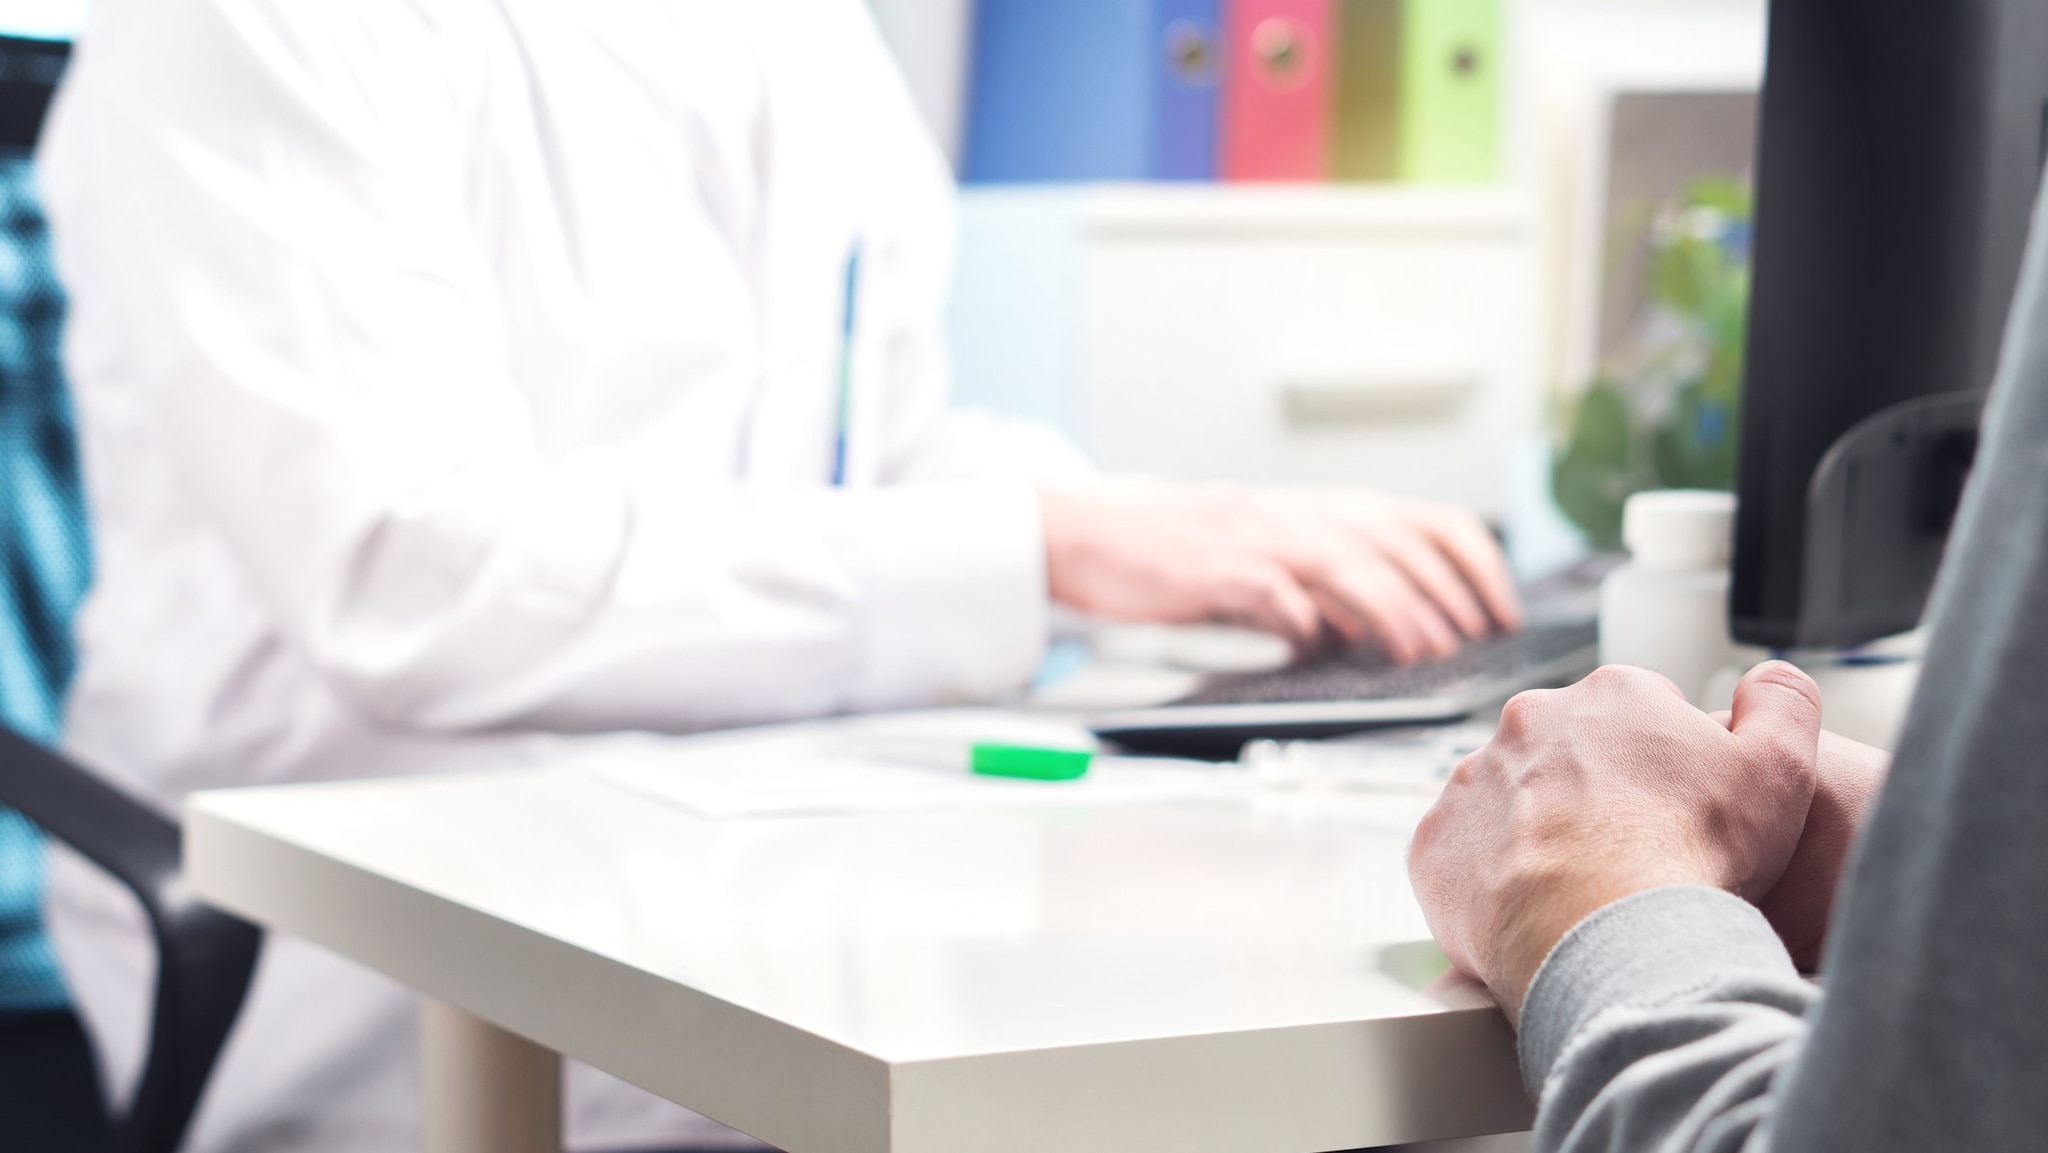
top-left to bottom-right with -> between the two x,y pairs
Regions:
969,743 -> 1094,782
850,734 -> 1095,782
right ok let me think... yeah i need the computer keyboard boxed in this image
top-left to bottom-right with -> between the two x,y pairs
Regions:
1090,564 -> 1610,759
1178,621 -> 1601,707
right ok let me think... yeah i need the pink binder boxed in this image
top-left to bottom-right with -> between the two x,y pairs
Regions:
1221,0 -> 1334,181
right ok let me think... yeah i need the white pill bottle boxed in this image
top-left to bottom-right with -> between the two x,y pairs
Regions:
1599,490 -> 1762,709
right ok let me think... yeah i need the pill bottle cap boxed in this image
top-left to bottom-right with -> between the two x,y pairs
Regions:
1622,489 -> 1735,570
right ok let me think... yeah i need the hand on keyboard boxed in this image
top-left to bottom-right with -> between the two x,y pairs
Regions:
1039,481 -> 1522,663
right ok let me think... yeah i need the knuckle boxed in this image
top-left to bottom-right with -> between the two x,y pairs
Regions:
1297,552 -> 1348,586
1496,690 -> 1545,734
1581,663 -> 1675,698
1347,573 -> 1401,612
1242,570 -> 1286,606
1410,808 -> 1442,857
1444,749 -> 1486,787
1221,580 -> 1281,626
1581,663 -> 1636,690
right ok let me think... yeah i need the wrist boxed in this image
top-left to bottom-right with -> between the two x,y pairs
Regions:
1036,486 -> 1094,608
1485,860 -> 1722,1024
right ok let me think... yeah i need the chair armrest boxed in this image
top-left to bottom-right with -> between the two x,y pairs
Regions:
0,725 -> 263,1153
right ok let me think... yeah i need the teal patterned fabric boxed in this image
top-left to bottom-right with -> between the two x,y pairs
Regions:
0,147 -> 90,1012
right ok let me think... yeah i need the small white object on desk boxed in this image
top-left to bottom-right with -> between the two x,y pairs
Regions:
1600,490 -> 1765,708
1026,622 -> 1287,712
1243,723 -> 1495,795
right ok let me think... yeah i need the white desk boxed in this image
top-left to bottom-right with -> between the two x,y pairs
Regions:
184,757 -> 1533,1153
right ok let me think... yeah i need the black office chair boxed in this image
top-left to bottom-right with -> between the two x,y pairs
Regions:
0,730 -> 264,1153
0,33 -> 264,1153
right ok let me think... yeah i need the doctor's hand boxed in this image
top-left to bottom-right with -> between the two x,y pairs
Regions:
1407,662 -> 1822,1025
1037,482 -> 1520,661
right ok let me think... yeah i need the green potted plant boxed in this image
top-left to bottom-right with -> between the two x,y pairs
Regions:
1551,178 -> 1753,549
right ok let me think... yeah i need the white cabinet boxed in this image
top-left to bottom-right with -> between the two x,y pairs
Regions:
950,186 -> 1540,519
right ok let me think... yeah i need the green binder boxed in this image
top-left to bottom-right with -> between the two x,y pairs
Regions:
1333,0 -> 1403,181
1333,0 -> 1501,184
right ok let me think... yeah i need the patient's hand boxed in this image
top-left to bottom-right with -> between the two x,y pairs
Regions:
1407,662 -> 1822,1025
1038,481 -> 1520,663
1755,729 -> 1891,971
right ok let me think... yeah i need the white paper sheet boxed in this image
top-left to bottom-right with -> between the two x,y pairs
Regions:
572,710 -> 1248,819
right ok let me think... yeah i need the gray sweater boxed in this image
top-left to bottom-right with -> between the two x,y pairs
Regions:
1519,194 -> 2048,1147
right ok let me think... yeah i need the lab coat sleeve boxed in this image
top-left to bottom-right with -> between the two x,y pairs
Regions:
43,0 -> 1049,734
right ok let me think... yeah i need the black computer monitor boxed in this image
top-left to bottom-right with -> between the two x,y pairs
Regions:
1730,0 -> 2048,648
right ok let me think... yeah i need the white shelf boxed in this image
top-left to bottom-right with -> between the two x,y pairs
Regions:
959,183 -> 1533,241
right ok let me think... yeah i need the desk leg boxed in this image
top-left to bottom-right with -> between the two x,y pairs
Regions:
421,999 -> 562,1153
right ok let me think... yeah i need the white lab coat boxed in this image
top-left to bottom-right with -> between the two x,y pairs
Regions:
37,1 -> 1084,1149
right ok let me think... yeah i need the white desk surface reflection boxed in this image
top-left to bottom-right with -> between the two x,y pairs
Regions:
185,752 -> 1533,1153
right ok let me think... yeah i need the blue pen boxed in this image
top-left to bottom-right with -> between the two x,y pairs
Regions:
831,240 -> 862,487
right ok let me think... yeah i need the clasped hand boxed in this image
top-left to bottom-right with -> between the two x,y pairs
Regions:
1409,661 -> 1887,1024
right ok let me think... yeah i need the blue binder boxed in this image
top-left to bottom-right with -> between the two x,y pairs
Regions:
1152,0 -> 1223,181
965,0 -> 1222,183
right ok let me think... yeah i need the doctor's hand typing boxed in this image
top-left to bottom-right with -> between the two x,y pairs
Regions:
1039,482 -> 1523,662
1407,661 -> 1824,1024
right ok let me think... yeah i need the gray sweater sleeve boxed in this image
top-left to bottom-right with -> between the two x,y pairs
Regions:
1519,887 -> 1814,1153
1518,146 -> 2048,1153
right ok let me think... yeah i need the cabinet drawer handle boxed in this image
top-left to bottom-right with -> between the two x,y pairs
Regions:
1278,372 -> 1477,426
